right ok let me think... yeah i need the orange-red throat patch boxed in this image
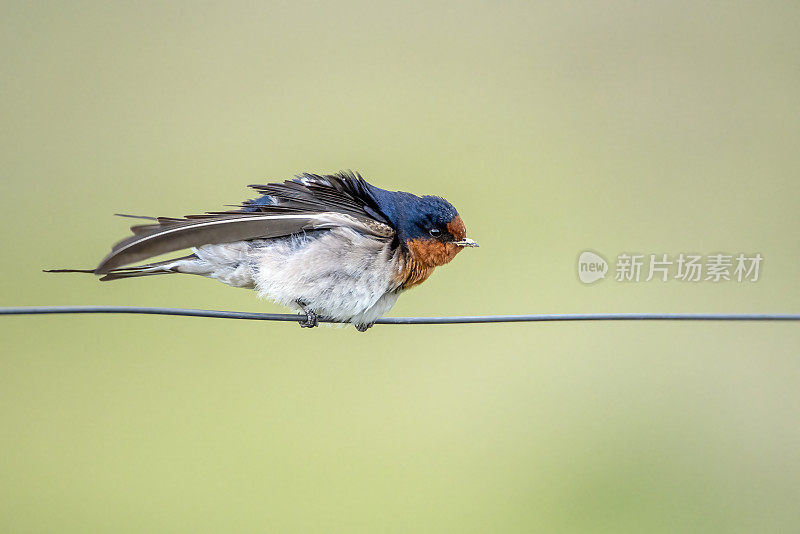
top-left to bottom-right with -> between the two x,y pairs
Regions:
396,215 -> 467,289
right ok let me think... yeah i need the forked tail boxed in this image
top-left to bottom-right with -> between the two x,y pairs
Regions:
44,254 -> 196,281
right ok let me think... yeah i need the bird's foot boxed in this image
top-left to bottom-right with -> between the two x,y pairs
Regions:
355,322 -> 374,333
296,301 -> 318,328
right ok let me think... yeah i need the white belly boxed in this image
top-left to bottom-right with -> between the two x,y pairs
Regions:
183,228 -> 404,326
252,228 -> 402,323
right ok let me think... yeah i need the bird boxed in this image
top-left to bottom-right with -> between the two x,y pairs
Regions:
48,171 -> 478,331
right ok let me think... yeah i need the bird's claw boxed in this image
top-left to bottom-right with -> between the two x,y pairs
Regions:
355,322 -> 374,333
296,301 -> 318,328
299,310 -> 318,328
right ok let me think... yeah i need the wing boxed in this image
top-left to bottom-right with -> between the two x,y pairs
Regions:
239,171 -> 390,223
94,172 -> 394,274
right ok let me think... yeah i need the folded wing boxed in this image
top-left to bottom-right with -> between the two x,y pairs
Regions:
95,172 -> 394,273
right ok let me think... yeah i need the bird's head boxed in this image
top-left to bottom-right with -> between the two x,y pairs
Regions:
368,188 -> 478,268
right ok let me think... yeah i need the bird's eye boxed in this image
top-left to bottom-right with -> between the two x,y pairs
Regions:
429,228 -> 442,237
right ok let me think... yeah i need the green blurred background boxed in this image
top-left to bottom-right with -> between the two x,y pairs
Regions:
2,1 -> 799,532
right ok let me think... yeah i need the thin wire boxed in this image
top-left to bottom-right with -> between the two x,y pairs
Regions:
1,306 -> 798,324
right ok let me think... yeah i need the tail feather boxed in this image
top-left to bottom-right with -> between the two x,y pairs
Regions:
45,254 -> 197,281
98,269 -> 180,281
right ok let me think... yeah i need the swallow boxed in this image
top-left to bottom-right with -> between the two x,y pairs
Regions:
48,171 -> 478,331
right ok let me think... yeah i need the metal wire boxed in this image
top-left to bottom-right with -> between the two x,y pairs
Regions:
1,306 -> 798,324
